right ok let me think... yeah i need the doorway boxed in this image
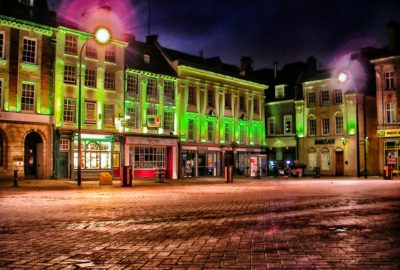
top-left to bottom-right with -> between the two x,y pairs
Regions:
24,132 -> 43,179
335,151 -> 344,176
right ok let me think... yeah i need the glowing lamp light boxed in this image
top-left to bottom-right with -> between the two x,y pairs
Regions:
95,27 -> 111,44
338,72 -> 348,83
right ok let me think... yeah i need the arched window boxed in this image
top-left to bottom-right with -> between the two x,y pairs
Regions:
86,142 -> 100,169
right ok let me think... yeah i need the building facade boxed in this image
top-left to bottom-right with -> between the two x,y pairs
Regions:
371,54 -> 400,175
0,15 -> 55,179
53,26 -> 127,178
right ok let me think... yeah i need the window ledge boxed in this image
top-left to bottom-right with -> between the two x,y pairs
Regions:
22,63 -> 39,71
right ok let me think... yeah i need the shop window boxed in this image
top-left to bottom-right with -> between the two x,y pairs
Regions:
105,44 -> 116,62
63,98 -> 76,123
321,149 -> 330,170
308,117 -> 316,136
64,34 -> 77,55
164,81 -> 175,104
386,103 -> 396,124
385,71 -> 395,90
22,38 -> 36,64
133,146 -> 166,169
208,121 -> 214,142
85,40 -> 97,59
85,142 -> 100,169
85,69 -> 97,88
85,102 -> 97,124
0,32 -> 4,59
188,86 -> 196,105
73,141 -> 112,169
63,65 -> 76,84
267,117 -> 275,135
188,119 -> 195,141
127,74 -> 139,98
284,115 -> 292,134
104,71 -> 115,90
21,83 -> 35,112
146,77 -> 157,102
104,104 -> 114,126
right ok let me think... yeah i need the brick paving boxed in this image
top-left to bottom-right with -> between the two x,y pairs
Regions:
0,179 -> 400,269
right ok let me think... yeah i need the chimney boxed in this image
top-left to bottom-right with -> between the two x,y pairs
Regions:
387,21 -> 400,52
240,56 -> 253,76
121,33 -> 136,45
273,61 -> 278,80
146,34 -> 158,44
199,49 -> 204,58
307,56 -> 317,73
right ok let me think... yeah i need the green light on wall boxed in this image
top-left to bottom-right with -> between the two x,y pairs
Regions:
348,116 -> 357,135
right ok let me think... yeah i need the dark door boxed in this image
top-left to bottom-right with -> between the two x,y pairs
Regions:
197,151 -> 206,176
335,151 -> 344,176
58,152 -> 69,178
24,132 -> 43,179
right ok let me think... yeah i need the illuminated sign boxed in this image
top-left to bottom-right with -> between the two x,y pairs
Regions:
378,129 -> 400,138
147,115 -> 161,127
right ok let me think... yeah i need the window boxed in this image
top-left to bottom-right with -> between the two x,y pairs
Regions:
22,38 -> 36,64
146,77 -> 157,101
386,103 -> 396,124
127,74 -> 139,98
225,93 -> 231,109
63,98 -> 75,123
105,44 -> 116,62
385,72 -> 395,90
64,34 -> 77,55
188,86 -> 196,105
104,104 -> 114,126
239,126 -> 245,144
164,111 -> 174,131
85,69 -> 96,88
225,123 -> 231,143
239,95 -> 245,111
85,102 -> 97,124
63,65 -> 76,84
321,90 -> 329,106
85,40 -> 97,59
0,80 -> 3,110
308,151 -> 316,171
19,0 -> 33,7
188,119 -> 195,141
164,81 -> 175,103
132,146 -> 166,169
267,117 -> 275,135
147,107 -> 157,116
335,115 -> 343,135
127,106 -> 138,128
334,89 -> 343,104
322,117 -> 329,135
207,90 -> 214,107
73,141 -> 112,169
0,32 -> 4,59
254,127 -> 260,145
207,121 -> 214,142
284,115 -> 292,134
275,85 -> 285,98
144,54 -> 150,64
308,91 -> 316,107
321,150 -> 330,171
104,71 -> 115,90
21,83 -> 35,111
253,99 -> 259,114
308,118 -> 316,136
59,139 -> 70,151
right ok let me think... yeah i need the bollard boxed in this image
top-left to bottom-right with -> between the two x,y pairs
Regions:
12,170 -> 19,187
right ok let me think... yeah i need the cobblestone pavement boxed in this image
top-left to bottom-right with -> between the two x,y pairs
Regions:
1,179 -> 400,269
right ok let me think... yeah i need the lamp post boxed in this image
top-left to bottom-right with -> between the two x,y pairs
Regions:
338,71 -> 360,177
77,27 -> 111,186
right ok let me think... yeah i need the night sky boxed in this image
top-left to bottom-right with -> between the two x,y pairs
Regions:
50,0 -> 400,69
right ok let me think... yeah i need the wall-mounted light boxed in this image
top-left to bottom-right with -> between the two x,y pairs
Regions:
341,136 -> 347,145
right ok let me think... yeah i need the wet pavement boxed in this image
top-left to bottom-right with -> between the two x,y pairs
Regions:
1,178 -> 400,269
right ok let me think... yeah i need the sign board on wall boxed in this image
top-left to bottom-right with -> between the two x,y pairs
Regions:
378,129 -> 400,138
250,157 -> 258,177
147,115 -> 161,127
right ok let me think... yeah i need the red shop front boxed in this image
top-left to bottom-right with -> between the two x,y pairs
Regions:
124,135 -> 178,179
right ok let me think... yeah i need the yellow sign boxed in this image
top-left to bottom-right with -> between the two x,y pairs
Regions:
377,129 -> 400,138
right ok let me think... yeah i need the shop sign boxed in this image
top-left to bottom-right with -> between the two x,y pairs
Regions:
315,139 -> 335,145
387,158 -> 397,165
147,115 -> 161,127
378,129 -> 400,138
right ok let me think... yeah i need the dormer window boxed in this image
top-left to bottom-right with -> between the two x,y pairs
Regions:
144,54 -> 150,64
275,85 -> 285,98
19,0 -> 33,6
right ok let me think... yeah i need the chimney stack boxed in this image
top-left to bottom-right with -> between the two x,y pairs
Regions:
273,61 -> 279,79
146,34 -> 158,44
240,56 -> 253,76
307,56 -> 317,73
387,21 -> 400,52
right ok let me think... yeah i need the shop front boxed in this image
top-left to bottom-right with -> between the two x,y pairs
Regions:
266,137 -> 297,175
125,136 -> 178,179
378,129 -> 400,176
180,145 -> 222,178
235,148 -> 267,177
55,131 -> 121,179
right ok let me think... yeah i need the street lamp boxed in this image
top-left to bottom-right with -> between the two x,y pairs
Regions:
337,71 -> 361,177
77,27 -> 111,186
